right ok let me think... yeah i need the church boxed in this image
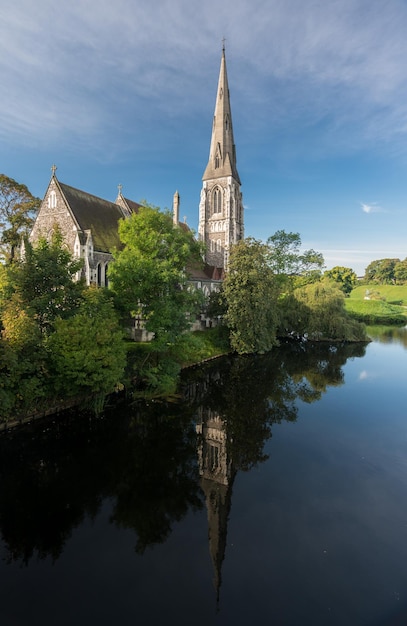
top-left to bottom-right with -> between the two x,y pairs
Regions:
30,46 -> 244,298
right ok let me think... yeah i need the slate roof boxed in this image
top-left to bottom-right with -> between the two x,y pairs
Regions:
123,197 -> 141,214
188,262 -> 224,281
59,182 -> 134,253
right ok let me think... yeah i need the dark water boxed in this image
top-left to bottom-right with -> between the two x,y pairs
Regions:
1,329 -> 407,626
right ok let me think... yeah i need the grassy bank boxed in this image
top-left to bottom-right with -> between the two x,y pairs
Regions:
124,326 -> 230,397
345,284 -> 407,325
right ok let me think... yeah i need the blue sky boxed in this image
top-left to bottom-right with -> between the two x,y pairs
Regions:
1,0 -> 407,276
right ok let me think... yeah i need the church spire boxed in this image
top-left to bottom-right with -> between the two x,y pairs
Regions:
202,46 -> 240,184
198,46 -> 244,269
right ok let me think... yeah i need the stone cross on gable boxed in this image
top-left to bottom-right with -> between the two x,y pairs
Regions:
118,183 -> 122,194
51,164 -> 57,175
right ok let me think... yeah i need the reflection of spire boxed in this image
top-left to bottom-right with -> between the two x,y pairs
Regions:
196,408 -> 236,606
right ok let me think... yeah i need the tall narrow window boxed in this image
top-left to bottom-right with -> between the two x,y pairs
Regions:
215,143 -> 221,169
208,444 -> 220,470
213,188 -> 222,214
48,191 -> 57,208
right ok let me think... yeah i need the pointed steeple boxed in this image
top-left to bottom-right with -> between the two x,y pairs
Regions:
198,45 -> 244,269
203,46 -> 241,184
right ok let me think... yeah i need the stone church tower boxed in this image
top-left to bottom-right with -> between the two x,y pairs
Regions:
198,46 -> 244,269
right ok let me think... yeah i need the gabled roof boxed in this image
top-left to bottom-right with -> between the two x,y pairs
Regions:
188,262 -> 224,282
123,197 -> 141,213
58,181 -> 128,253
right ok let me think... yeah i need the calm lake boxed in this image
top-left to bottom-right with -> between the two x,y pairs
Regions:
1,328 -> 407,626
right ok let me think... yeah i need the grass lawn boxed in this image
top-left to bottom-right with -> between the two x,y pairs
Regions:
349,284 -> 407,305
345,283 -> 407,324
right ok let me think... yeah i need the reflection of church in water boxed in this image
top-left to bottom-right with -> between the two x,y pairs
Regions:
184,358 -> 237,603
194,42 -> 244,601
196,406 -> 236,604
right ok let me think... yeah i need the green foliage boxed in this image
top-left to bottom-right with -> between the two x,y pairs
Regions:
394,258 -> 407,284
0,297 -> 48,420
278,280 -> 368,341
125,342 -> 181,397
324,265 -> 358,294
224,238 -> 279,354
0,234 -> 126,421
177,328 -> 230,364
267,230 -> 324,288
364,258 -> 400,284
125,327 -> 229,397
221,231 -> 365,352
46,288 -> 126,399
277,292 -> 311,338
295,281 -> 367,340
206,285 -> 227,318
0,174 -> 41,263
110,204 -> 204,347
3,229 -> 84,334
1,293 -> 41,350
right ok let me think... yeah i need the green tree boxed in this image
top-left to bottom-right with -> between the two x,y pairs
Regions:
223,238 -> 279,354
0,229 -> 86,419
46,288 -> 126,401
0,294 -> 47,421
394,258 -> 407,284
267,230 -> 324,288
364,258 -> 399,284
0,174 -> 40,263
324,265 -> 358,294
3,229 -> 84,334
282,280 -> 367,341
109,203 -> 204,347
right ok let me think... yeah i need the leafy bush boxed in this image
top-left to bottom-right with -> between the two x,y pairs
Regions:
46,289 -> 126,399
278,280 -> 368,341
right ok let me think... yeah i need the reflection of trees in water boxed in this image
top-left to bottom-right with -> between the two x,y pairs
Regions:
109,404 -> 203,554
0,341 -> 365,566
184,341 -> 366,472
185,341 -> 366,603
0,414 -> 112,564
0,402 -> 202,564
366,325 -> 407,347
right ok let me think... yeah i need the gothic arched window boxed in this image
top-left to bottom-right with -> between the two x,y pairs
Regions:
48,191 -> 57,209
213,188 -> 222,214
215,143 -> 222,169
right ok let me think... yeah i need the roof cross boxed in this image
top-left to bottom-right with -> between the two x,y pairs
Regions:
51,164 -> 57,175
118,183 -> 122,194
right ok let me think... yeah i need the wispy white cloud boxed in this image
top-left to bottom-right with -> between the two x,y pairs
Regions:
2,0 -> 407,158
361,202 -> 384,214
